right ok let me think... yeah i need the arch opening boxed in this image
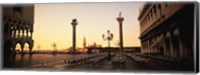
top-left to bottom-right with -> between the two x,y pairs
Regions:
24,43 -> 30,53
15,43 -> 21,53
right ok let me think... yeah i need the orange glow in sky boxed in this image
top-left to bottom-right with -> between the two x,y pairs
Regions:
32,2 -> 142,50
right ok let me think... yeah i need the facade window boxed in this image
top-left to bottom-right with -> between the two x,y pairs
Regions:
154,6 -> 157,13
145,18 -> 147,23
150,11 -> 152,20
165,3 -> 168,7
142,21 -> 144,26
149,12 -> 151,19
146,16 -> 148,24
149,11 -> 152,17
158,4 -> 161,9
158,4 -> 162,15
13,6 -> 22,13
4,23 -> 9,33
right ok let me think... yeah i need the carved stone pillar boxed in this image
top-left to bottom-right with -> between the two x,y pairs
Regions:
26,29 -> 29,38
162,33 -> 167,56
22,29 -> 24,38
18,29 -> 20,38
20,44 -> 24,54
29,44 -> 33,55
166,32 -> 173,58
152,8 -> 155,22
173,28 -> 181,59
175,28 -> 184,59
169,31 -> 175,58
13,29 -> 16,38
30,32 -> 32,38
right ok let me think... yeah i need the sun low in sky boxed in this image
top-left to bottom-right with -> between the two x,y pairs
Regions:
32,2 -> 142,51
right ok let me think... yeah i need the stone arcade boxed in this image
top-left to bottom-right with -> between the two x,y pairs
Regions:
138,3 -> 194,61
3,5 -> 34,55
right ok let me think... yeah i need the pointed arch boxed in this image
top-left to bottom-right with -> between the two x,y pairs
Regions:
24,42 -> 30,53
14,41 -> 24,53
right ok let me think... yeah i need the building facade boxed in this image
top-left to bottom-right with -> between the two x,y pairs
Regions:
3,5 -> 34,55
138,2 -> 194,60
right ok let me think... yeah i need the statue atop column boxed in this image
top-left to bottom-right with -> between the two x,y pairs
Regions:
71,18 -> 78,26
119,12 -> 122,17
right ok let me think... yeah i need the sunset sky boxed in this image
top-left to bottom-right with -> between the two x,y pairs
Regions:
30,2 -> 142,50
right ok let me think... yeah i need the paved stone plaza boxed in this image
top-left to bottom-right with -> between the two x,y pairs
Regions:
29,53 -> 174,72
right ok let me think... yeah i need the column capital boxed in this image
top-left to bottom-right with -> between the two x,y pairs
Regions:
71,19 -> 78,26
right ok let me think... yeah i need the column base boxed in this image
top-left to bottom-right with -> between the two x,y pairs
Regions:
21,52 -> 25,56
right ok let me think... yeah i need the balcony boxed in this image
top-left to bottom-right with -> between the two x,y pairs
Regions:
13,35 -> 32,39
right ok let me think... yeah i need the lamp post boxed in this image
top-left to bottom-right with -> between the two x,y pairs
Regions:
116,12 -> 124,53
102,30 -> 113,61
52,42 -> 56,55
71,19 -> 78,54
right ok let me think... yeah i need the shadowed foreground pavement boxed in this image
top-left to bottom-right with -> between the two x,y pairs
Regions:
29,53 -> 176,72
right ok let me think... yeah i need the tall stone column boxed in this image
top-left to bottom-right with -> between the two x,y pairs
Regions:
71,19 -> 78,54
116,12 -> 124,53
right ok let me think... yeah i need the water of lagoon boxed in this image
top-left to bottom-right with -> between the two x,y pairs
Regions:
4,53 -> 92,68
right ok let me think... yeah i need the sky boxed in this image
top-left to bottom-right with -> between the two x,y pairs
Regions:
31,2 -> 143,50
